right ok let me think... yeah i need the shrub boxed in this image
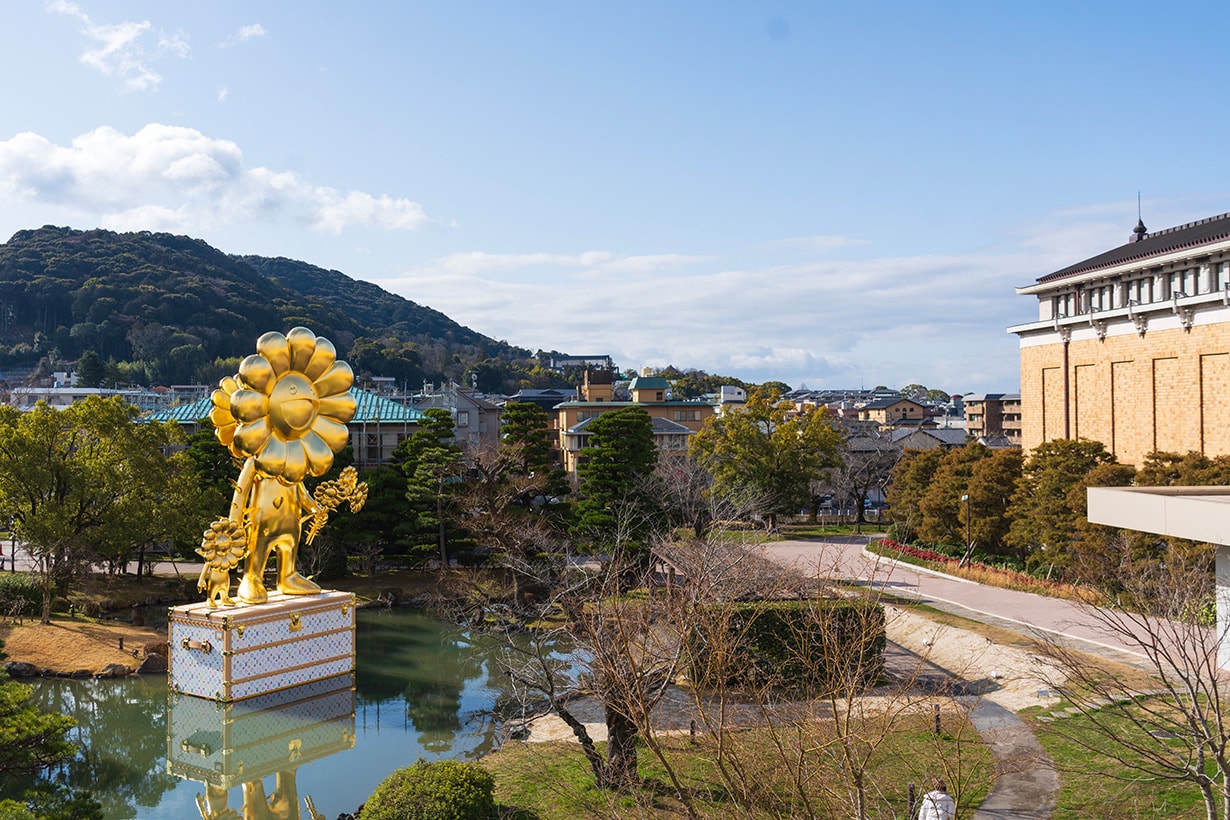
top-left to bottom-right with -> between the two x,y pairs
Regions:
361,758 -> 496,820
0,574 -> 40,620
690,599 -> 885,693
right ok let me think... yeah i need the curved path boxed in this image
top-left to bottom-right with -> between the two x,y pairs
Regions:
760,535 -> 1128,820
763,535 -> 1150,668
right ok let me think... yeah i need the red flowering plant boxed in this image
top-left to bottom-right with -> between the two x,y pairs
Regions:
871,538 -> 1082,600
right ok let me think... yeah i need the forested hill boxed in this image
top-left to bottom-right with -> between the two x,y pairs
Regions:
0,225 -> 533,388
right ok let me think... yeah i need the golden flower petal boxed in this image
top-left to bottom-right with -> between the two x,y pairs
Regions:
219,374 -> 240,393
282,440 -> 309,483
210,411 -> 237,445
238,354 -> 276,395
287,327 -> 318,374
234,417 -> 272,456
230,389 -> 269,423
210,389 -> 233,413
313,361 -> 354,400
212,420 -> 236,443
257,331 -> 291,375
318,394 -> 357,425
302,431 -> 336,477
255,436 -> 288,477
310,415 -> 351,452
303,336 -> 336,381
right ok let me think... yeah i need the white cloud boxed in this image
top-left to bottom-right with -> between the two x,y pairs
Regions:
46,1 -> 189,91
221,23 -> 267,48
381,221 -> 1077,393
0,124 -> 430,235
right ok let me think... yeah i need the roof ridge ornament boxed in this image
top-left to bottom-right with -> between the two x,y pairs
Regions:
1129,192 -> 1148,243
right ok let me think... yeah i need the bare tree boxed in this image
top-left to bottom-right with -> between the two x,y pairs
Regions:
471,474 -> 989,818
1032,538 -> 1230,820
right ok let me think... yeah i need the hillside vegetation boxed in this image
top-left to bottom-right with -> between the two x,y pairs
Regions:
0,225 -> 540,390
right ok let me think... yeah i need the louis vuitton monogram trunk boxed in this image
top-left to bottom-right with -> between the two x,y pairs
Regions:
168,590 -> 356,702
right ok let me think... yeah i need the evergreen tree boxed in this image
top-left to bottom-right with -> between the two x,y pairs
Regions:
886,447 -> 945,542
500,401 -> 568,500
74,350 -> 105,388
0,641 -> 76,784
396,408 -> 463,566
1005,438 -> 1119,567
573,406 -> 661,559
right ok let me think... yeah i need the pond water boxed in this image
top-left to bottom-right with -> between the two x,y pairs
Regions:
13,609 -> 564,820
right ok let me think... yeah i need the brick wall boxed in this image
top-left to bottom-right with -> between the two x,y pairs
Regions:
1020,322 -> 1230,466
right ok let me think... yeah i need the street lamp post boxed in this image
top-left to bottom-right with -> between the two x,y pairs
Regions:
959,493 -> 974,567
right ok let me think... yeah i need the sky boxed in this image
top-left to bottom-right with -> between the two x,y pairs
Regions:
1,2 -> 1228,394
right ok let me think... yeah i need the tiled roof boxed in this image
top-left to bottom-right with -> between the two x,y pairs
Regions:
892,427 -> 967,445
351,390 -> 423,423
629,376 -> 670,390
861,397 -> 919,410
144,389 -> 423,425
566,415 -> 693,434
1039,212 -> 1230,283
145,397 -> 212,424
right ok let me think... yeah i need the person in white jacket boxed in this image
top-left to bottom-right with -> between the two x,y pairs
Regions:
918,778 -> 956,820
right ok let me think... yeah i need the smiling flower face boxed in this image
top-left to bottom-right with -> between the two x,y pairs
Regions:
209,327 -> 356,482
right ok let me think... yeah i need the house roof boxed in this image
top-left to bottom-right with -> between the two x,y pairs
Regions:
144,388 -> 424,426
566,415 -> 693,434
145,397 -> 212,424
1038,212 -> 1230,284
892,427 -> 967,446
629,376 -> 670,390
862,397 -> 922,410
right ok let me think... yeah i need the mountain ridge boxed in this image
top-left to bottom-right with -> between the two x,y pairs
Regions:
0,225 -> 535,389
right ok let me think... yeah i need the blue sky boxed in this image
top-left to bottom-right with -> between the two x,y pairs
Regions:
1,2 -> 1228,394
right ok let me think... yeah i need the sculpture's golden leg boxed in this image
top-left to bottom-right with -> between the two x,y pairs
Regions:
276,540 -> 320,595
237,530 -> 271,604
267,770 -> 300,820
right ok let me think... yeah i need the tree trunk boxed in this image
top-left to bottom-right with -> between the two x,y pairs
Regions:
39,566 -> 53,625
603,708 -> 640,789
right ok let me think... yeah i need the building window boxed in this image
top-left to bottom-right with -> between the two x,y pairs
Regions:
457,411 -> 469,426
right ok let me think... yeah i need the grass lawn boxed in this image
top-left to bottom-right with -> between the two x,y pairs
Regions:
486,712 -> 992,819
778,521 -> 888,539
1027,698 -> 1216,819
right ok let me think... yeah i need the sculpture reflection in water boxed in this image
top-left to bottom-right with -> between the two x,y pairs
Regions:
168,676 -> 355,820
200,327 -> 367,607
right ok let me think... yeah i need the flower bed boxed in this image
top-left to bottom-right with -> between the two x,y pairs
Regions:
870,539 -> 1099,603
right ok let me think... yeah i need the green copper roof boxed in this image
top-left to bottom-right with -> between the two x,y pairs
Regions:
144,389 -> 424,426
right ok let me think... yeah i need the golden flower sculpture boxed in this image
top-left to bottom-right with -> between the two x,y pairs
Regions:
205,328 -> 361,605
210,327 -> 356,482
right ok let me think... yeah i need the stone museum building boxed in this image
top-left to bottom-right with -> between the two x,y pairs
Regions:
1010,212 -> 1230,465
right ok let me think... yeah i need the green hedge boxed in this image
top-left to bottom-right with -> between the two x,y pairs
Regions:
361,758 -> 496,820
690,599 -> 885,693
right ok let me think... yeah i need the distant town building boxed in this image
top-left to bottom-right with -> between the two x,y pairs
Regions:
144,388 -> 426,469
1010,212 -> 1230,465
547,354 -> 614,372
963,393 -> 1021,448
555,371 -> 718,479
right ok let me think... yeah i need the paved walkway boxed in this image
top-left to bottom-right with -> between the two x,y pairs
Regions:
763,535 -> 1151,668
760,535 -> 1100,820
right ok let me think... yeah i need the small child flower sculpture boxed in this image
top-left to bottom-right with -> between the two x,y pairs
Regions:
204,327 -> 360,605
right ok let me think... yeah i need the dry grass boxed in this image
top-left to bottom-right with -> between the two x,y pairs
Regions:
0,617 -> 164,674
